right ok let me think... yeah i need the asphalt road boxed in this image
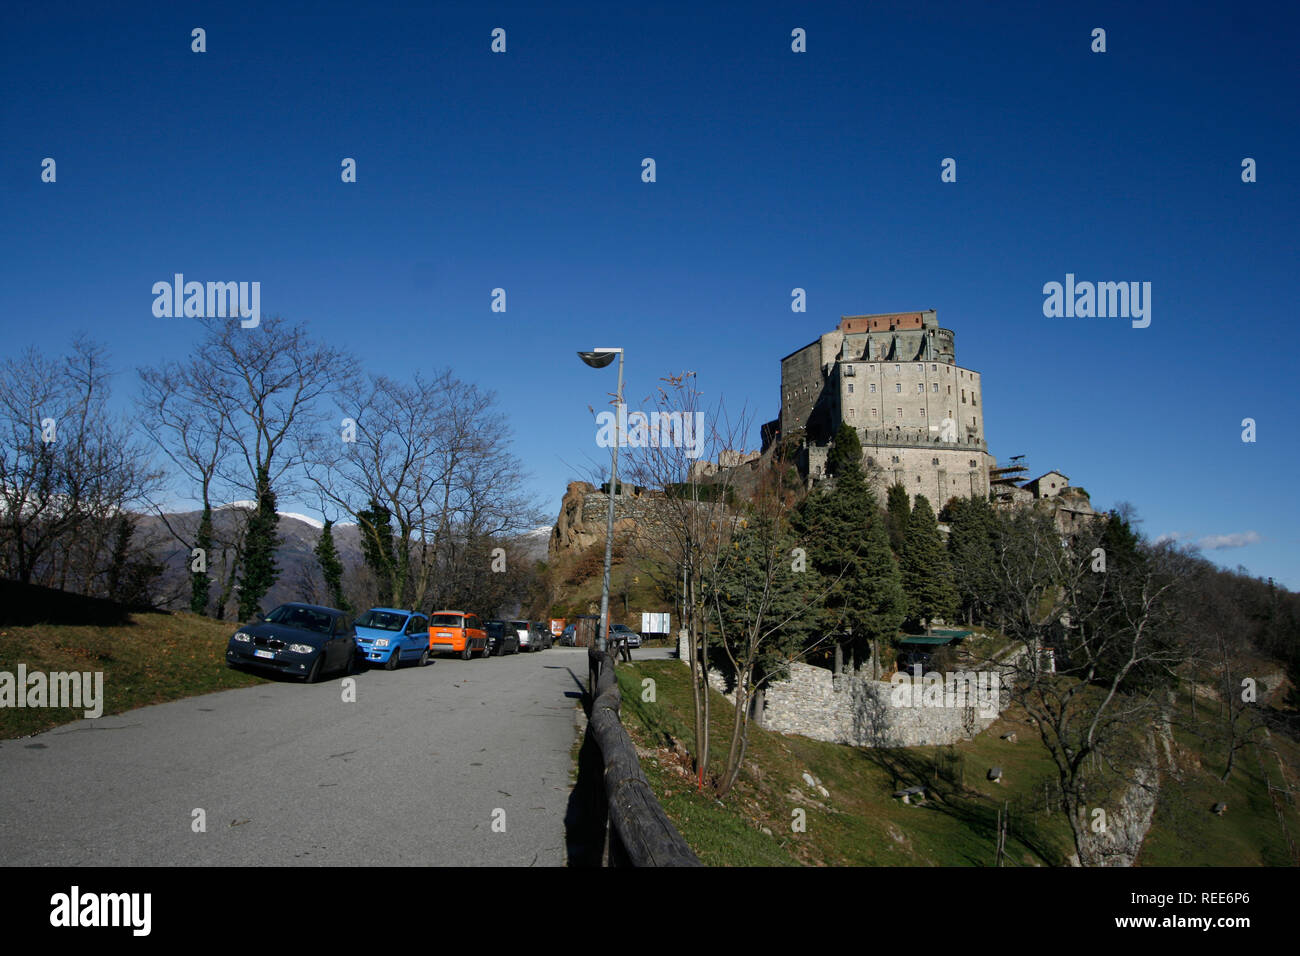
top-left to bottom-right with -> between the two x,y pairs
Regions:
0,646 -> 602,866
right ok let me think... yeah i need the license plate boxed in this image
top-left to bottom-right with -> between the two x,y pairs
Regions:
254,649 -> 274,659
438,632 -> 452,637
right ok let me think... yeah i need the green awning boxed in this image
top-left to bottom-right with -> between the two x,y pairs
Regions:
896,635 -> 957,646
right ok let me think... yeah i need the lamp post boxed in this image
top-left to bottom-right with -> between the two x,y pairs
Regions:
577,347 -> 624,662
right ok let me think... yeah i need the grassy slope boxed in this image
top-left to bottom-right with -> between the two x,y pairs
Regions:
1137,700 -> 1300,866
0,611 -> 258,739
617,659 -> 1300,867
618,659 -> 1074,866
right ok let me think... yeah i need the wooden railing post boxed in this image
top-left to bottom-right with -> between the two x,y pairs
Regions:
585,646 -> 701,866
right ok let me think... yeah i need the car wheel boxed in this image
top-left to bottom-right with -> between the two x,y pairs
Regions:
304,654 -> 323,683
480,639 -> 491,659
418,647 -> 430,667
461,640 -> 473,661
385,648 -> 400,671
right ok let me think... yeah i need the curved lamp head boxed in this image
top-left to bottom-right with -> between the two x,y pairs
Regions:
577,348 -> 621,369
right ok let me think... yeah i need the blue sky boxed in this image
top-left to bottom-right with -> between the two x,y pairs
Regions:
3,1 -> 1297,585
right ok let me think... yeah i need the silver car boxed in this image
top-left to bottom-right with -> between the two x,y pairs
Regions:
610,623 -> 642,648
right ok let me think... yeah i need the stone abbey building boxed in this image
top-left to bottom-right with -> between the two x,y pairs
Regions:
770,310 -> 995,504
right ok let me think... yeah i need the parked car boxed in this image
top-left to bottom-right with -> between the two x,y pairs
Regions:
559,623 -> 577,646
428,611 -> 490,659
610,623 -> 642,648
225,603 -> 358,682
530,622 -> 552,650
484,619 -> 520,656
512,619 -> 533,651
354,607 -> 430,670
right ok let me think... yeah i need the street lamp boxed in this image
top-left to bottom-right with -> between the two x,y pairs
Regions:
578,346 -> 624,660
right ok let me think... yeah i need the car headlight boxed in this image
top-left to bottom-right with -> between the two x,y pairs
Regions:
287,643 -> 314,654
374,638 -> 390,647
233,632 -> 251,643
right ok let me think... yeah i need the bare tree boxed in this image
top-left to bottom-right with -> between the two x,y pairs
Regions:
137,316 -> 356,618
987,506 -> 1190,865
0,339 -> 161,593
137,357 -> 232,613
705,447 -> 823,797
304,369 -> 540,612
620,374 -> 750,790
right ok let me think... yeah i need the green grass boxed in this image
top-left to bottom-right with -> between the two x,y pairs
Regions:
615,659 -> 1300,866
1136,706 -> 1300,866
617,660 -> 1076,866
0,611 -> 260,739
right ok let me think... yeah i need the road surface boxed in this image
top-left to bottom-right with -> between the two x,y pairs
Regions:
0,646 -> 603,866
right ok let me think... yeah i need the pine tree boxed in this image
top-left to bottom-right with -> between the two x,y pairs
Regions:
793,429 -> 905,675
900,494 -> 958,631
946,494 -> 997,624
885,482 -> 911,556
237,467 -> 280,620
315,519 -> 349,611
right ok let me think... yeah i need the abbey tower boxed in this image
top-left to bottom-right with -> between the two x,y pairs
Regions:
774,311 -> 995,505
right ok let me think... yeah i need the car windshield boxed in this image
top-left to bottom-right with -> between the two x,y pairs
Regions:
510,621 -> 528,629
429,614 -> 464,627
265,605 -> 333,635
485,621 -> 506,636
355,610 -> 407,631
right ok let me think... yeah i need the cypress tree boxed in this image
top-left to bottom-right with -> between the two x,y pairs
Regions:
106,514 -> 133,603
357,498 -> 396,606
237,467 -> 280,620
191,504 -> 213,614
315,519 -> 349,611
900,494 -> 958,632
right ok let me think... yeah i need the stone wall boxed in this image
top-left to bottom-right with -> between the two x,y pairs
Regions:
548,481 -> 661,558
682,644 -> 1017,748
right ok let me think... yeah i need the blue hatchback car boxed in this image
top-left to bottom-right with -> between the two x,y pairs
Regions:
354,608 -> 430,670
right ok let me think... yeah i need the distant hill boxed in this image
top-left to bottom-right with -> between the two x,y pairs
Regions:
133,505 -> 553,615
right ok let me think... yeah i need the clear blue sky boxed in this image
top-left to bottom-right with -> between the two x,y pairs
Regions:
3,1 -> 1297,586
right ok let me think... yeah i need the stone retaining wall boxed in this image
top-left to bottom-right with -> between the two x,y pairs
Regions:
678,631 -> 1016,747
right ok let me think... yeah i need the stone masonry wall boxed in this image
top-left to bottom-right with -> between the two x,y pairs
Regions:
678,634 -> 1017,748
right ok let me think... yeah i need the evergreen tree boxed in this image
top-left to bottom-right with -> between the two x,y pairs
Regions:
793,431 -> 905,675
899,494 -> 958,631
885,482 -> 911,556
237,466 -> 280,620
711,513 -> 812,690
945,495 -> 997,624
357,497 -> 396,606
315,519 -> 349,611
191,504 -> 213,614
106,514 -> 133,603
825,422 -> 863,478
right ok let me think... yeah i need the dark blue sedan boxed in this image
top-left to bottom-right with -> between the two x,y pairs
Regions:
225,603 -> 358,682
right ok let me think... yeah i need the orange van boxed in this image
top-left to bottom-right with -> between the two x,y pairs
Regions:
428,611 -> 489,659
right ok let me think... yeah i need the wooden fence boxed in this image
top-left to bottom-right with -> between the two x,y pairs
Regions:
587,646 -> 701,866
